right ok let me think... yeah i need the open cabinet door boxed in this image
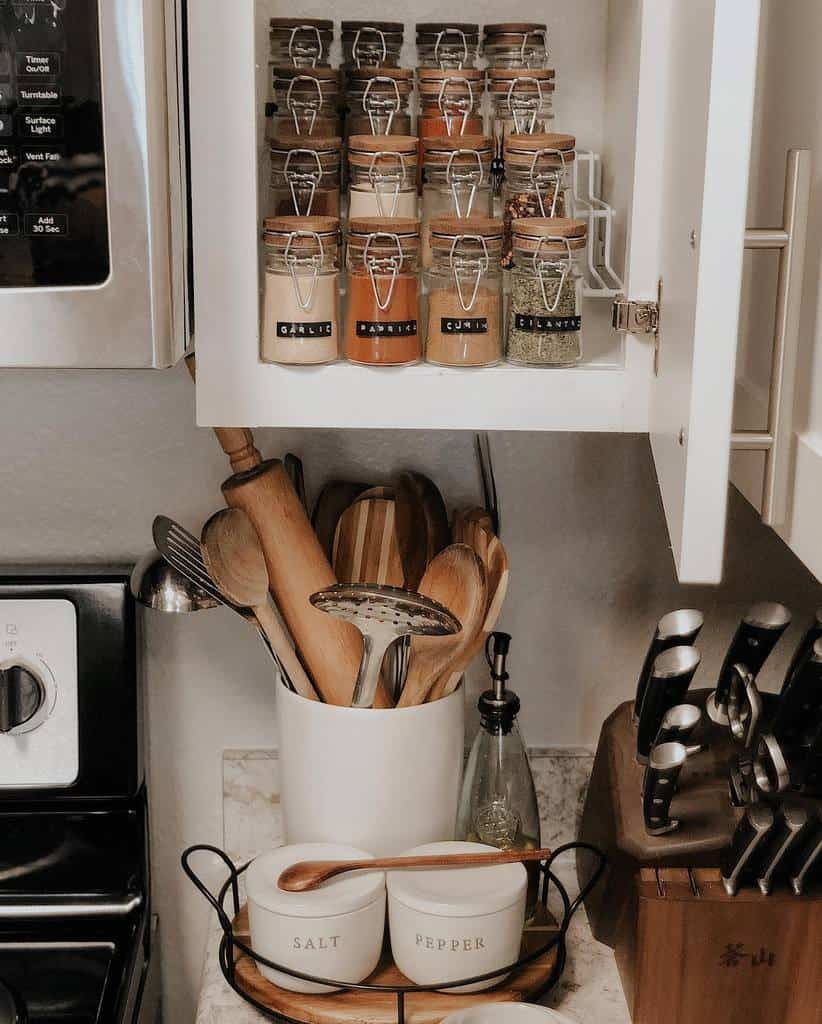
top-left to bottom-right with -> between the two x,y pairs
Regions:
628,0 -> 762,583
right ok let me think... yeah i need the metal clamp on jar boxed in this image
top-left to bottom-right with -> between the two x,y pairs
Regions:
348,136 -> 419,219
502,133 -> 576,265
416,23 -> 480,70
261,216 -> 341,366
345,218 -> 422,367
269,136 -> 341,218
417,68 -> 486,141
482,23 -> 549,69
345,68 -> 414,137
489,68 -> 556,163
425,216 -> 504,368
421,135 -> 493,266
506,217 -> 587,367
269,18 -> 333,69
341,21 -> 404,69
270,67 -> 340,137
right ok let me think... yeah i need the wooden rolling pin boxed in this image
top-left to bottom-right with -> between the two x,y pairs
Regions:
222,460 -> 363,706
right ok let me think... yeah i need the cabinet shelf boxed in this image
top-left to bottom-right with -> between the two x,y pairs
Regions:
196,357 -> 652,432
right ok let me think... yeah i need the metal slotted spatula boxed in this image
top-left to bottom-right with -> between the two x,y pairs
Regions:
310,583 -> 461,709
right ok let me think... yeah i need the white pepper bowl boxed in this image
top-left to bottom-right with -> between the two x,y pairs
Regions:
245,843 -> 386,994
442,1004 -> 577,1024
387,841 -> 527,993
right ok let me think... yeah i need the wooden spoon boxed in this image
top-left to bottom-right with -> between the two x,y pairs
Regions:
398,544 -> 487,707
279,846 -> 553,892
430,534 -> 510,701
201,508 -> 318,701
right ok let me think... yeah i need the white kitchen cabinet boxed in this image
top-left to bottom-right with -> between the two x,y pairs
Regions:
189,0 -> 762,584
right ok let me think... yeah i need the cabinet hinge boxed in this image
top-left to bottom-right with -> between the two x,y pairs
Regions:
612,297 -> 660,336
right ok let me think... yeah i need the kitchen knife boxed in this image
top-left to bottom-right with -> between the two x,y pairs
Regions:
653,703 -> 703,756
780,607 -> 822,697
636,646 -> 702,762
788,809 -> 822,895
755,803 -> 810,895
720,804 -> 775,896
772,638 -> 822,754
642,741 -> 689,836
633,609 -> 704,724
707,602 -> 791,726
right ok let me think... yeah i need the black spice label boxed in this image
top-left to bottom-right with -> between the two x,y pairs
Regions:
277,321 -> 333,338
440,317 -> 488,335
356,320 -> 418,338
514,313 -> 581,333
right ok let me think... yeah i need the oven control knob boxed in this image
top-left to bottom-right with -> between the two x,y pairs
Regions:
0,664 -> 46,734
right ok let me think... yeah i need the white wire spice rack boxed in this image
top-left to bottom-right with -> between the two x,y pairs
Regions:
570,150 -> 624,299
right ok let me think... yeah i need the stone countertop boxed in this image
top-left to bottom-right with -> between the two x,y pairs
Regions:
194,749 -> 630,1024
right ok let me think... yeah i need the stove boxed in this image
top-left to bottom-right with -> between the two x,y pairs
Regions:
0,570 -> 158,1024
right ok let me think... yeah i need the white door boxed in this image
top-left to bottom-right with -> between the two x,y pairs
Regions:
626,0 -> 762,583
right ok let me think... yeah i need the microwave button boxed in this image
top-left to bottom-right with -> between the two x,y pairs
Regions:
18,113 -> 62,139
24,213 -> 69,237
18,85 -> 60,106
0,145 -> 16,170
0,114 -> 11,138
15,52 -> 61,78
0,213 -> 20,237
0,84 -> 14,107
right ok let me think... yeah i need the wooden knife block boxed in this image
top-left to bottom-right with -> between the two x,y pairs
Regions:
577,693 -> 822,1024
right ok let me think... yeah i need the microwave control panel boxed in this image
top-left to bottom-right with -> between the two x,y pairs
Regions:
0,0 -> 109,288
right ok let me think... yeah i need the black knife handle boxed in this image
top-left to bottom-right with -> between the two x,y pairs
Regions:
721,804 -> 775,896
772,638 -> 822,751
714,603 -> 792,711
637,646 -> 701,762
643,741 -> 689,836
633,610 -> 704,723
788,811 -> 822,895
781,608 -> 822,696
755,804 -> 810,895
653,703 -> 703,755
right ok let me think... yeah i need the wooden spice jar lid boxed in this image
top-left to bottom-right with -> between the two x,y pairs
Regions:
422,135 -> 494,164
263,215 -> 340,243
269,135 -> 342,156
341,21 -> 404,36
269,18 -> 333,33
348,217 -> 421,255
430,216 -> 504,254
488,67 -> 555,94
346,67 -> 415,98
272,66 -> 340,83
418,67 -> 485,84
505,133 -> 576,168
348,135 -> 419,169
512,217 -> 587,252
416,23 -> 480,40
483,23 -> 547,37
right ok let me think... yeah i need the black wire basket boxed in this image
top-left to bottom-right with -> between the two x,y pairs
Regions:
183,841 -> 606,1024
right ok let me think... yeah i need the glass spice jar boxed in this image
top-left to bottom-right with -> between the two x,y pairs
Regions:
425,217 -> 504,368
270,67 -> 340,137
348,136 -> 419,219
269,18 -> 333,68
417,69 -> 486,142
341,21 -> 404,69
421,135 -> 493,267
345,69 -> 414,137
482,23 -> 549,69
269,136 -> 342,218
416,23 -> 480,70
507,217 -> 588,367
502,133 -> 576,267
261,216 -> 341,366
489,69 -> 556,151
345,217 -> 421,366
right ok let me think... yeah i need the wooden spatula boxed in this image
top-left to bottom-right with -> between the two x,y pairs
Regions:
398,544 -> 487,707
395,471 -> 451,590
333,498 -> 404,587
312,481 -> 371,561
430,534 -> 510,701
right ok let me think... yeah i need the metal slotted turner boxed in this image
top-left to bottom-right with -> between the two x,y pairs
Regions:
309,583 -> 461,709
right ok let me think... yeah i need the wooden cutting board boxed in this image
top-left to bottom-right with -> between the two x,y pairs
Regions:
229,905 -> 560,1024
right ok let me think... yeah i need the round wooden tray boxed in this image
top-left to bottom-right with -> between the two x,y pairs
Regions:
228,905 -> 561,1024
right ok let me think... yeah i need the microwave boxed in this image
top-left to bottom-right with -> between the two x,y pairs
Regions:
0,0 -> 189,368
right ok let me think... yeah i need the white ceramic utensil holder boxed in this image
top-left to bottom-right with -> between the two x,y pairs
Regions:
277,683 -> 465,856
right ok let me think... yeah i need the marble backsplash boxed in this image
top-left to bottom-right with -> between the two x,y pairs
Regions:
221,746 -> 595,863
